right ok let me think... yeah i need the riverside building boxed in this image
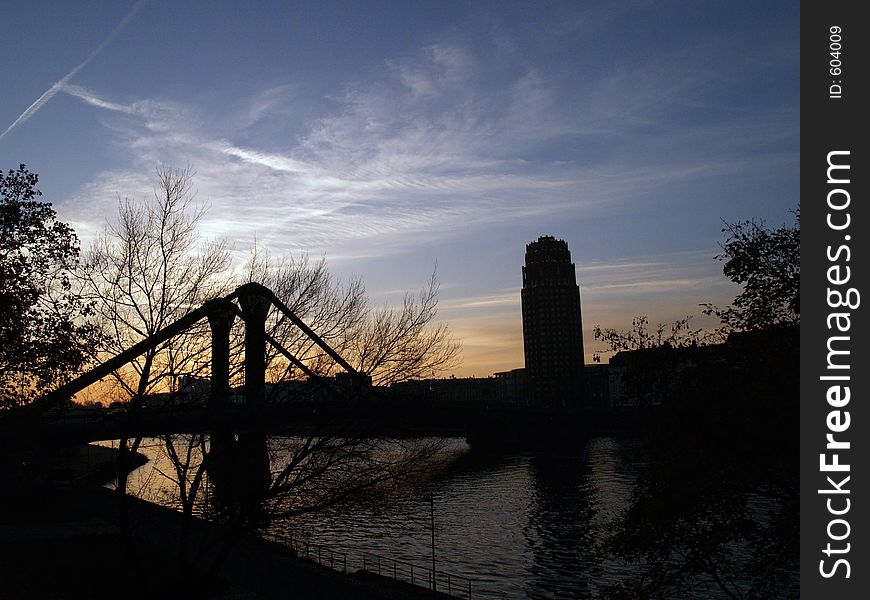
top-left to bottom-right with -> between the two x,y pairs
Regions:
521,236 -> 586,410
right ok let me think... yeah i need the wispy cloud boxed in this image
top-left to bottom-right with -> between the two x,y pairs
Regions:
439,291 -> 520,313
1,2 -> 797,377
56,25 -> 794,275
221,145 -> 309,174
0,0 -> 147,141
63,84 -> 136,114
579,251 -> 729,296
576,251 -> 736,345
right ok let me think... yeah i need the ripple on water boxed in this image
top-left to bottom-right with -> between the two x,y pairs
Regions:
118,436 -> 648,598
271,437 -> 647,599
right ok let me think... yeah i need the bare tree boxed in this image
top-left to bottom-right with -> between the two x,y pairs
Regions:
244,247 -> 460,386
241,246 -> 368,384
81,165 -> 231,400
350,271 -> 461,386
81,167 -> 461,584
79,166 -> 231,564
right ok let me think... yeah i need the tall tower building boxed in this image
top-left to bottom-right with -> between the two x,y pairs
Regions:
521,236 -> 586,409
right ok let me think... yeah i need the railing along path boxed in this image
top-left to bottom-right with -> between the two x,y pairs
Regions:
263,530 -> 473,599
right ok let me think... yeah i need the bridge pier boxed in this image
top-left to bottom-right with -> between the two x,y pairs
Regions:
207,290 -> 271,520
239,285 -> 271,407
207,300 -> 235,408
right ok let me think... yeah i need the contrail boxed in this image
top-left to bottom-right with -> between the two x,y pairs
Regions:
0,0 -> 148,141
63,84 -> 135,114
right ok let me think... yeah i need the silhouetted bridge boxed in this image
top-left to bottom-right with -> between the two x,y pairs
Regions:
3,282 -> 624,453
22,401 -> 485,446
4,283 -> 373,446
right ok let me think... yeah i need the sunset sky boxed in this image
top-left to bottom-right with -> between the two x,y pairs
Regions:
1,1 -> 799,376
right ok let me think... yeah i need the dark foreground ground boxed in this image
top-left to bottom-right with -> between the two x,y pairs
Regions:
0,445 -> 454,600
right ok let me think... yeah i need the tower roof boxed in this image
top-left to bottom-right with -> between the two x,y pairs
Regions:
525,235 -> 572,265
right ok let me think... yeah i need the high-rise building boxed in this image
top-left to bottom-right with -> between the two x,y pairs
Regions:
521,236 -> 586,409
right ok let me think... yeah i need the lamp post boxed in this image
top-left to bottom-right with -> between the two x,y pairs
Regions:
430,493 -> 436,593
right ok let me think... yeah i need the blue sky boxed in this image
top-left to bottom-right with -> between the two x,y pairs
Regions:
1,0 -> 799,375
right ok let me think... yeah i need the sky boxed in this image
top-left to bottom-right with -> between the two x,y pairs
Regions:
0,0 -> 799,376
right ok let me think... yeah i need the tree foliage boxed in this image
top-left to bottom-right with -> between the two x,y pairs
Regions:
601,328 -> 799,599
592,315 -> 710,362
703,212 -> 800,332
592,316 -> 713,408
0,165 -> 96,408
597,210 -> 800,598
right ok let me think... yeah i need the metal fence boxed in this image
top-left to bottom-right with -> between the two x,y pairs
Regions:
265,531 -> 349,572
362,550 -> 473,599
263,531 -> 473,599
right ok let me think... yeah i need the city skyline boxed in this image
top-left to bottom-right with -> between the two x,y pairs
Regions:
0,1 -> 799,376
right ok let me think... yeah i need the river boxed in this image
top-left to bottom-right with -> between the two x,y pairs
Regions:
273,437 -> 647,599
121,435 -> 647,598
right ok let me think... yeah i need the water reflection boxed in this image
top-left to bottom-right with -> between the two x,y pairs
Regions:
524,452 -> 598,598
274,437 -> 645,599
121,436 -> 647,599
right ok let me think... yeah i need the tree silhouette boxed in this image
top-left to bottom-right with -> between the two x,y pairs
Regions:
592,316 -> 716,408
80,165 -> 232,403
242,247 -> 459,387
703,211 -> 800,332
76,165 -> 233,569
1,165 -> 97,409
601,210 -> 799,599
77,166 -> 459,587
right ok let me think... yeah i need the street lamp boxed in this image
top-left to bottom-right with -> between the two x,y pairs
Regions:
429,493 -> 436,593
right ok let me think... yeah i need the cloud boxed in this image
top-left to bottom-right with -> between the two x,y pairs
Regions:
579,251 -> 729,297
4,3 -> 797,378
575,251 -> 736,346
220,145 -> 309,174
62,84 -> 136,114
0,0 -> 147,141
56,24 -> 795,276
439,291 -> 520,313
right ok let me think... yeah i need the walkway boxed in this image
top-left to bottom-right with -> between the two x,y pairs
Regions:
0,444 -> 453,599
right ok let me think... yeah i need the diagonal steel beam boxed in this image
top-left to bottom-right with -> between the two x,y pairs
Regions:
28,296 -> 234,413
251,283 -> 357,375
24,282 -> 358,414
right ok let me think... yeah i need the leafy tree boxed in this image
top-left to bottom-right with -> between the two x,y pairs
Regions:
0,165 -> 96,408
601,328 -> 799,599
599,210 -> 800,598
703,211 -> 800,332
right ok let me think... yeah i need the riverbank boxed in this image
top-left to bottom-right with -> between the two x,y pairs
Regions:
0,444 -> 456,599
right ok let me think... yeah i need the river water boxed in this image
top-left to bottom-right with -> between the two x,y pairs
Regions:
122,436 -> 647,599
272,437 -> 647,599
